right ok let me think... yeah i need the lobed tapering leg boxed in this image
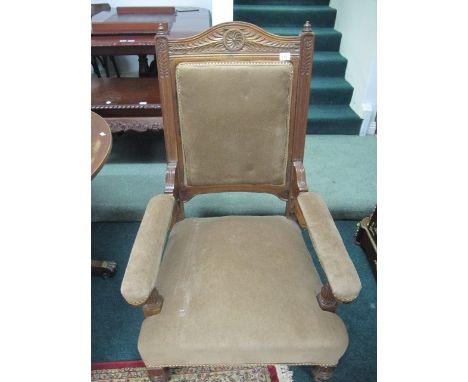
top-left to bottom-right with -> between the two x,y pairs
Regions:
317,283 -> 338,313
311,366 -> 336,382
147,367 -> 169,382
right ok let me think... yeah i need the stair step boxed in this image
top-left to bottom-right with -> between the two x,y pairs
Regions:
313,52 -> 347,77
234,0 -> 359,134
310,77 -> 353,105
234,5 -> 336,27
236,0 -> 330,5
307,105 -> 362,134
264,26 -> 341,51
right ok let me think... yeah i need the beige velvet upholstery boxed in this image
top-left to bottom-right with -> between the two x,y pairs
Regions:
121,194 -> 175,305
137,216 -> 349,367
176,62 -> 293,186
298,192 -> 361,302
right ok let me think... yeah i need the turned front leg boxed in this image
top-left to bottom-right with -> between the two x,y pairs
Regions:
317,283 -> 338,313
143,287 -> 164,317
147,367 -> 169,382
311,366 -> 336,382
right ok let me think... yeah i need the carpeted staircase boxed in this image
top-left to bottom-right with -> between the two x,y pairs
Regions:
234,0 -> 362,134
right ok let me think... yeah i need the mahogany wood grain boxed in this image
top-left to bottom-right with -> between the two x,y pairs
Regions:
91,78 -> 162,133
92,21 -> 169,35
91,77 -> 161,118
91,111 -> 117,278
91,111 -> 112,178
117,6 -> 175,15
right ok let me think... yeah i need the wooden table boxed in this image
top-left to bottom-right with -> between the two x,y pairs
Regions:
91,6 -> 211,133
91,7 -> 211,76
91,112 -> 116,278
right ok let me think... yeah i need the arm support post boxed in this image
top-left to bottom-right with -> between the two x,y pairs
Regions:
121,194 -> 175,306
297,192 -> 362,303
143,287 -> 164,317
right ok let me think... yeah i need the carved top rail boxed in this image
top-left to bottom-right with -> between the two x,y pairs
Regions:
157,21 -> 305,56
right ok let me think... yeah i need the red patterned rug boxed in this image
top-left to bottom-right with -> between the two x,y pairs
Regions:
91,361 -> 293,382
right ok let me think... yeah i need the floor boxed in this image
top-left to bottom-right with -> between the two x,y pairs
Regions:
91,133 -> 376,222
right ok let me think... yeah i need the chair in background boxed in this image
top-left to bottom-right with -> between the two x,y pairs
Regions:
91,3 -> 120,78
120,21 -> 361,382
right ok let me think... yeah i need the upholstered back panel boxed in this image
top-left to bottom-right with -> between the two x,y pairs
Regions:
175,61 -> 294,186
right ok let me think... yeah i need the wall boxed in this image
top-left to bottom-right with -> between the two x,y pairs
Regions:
212,0 -> 233,25
330,0 -> 377,121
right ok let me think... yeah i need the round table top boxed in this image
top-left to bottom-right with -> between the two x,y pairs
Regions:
91,111 -> 112,179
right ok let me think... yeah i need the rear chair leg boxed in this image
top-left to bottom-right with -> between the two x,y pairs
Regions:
311,366 -> 336,382
147,367 -> 169,382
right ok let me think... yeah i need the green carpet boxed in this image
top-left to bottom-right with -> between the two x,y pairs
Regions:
233,0 -> 362,134
91,133 -> 376,222
91,220 -> 376,381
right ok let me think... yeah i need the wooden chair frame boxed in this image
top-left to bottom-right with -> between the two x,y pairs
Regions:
149,21 -> 339,382
155,21 -> 314,223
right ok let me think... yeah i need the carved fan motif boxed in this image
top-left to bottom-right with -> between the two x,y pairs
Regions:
167,26 -> 300,55
223,29 -> 245,51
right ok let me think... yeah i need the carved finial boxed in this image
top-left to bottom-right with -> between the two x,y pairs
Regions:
156,22 -> 168,35
303,21 -> 312,32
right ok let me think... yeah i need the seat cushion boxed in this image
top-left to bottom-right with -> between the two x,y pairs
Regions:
138,216 -> 348,368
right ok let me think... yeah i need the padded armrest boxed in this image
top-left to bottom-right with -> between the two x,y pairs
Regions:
121,194 -> 175,306
297,192 -> 361,302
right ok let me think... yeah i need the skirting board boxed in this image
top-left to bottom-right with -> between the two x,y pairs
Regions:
359,102 -> 377,136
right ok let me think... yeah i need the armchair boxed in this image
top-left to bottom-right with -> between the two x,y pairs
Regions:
121,21 -> 361,382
